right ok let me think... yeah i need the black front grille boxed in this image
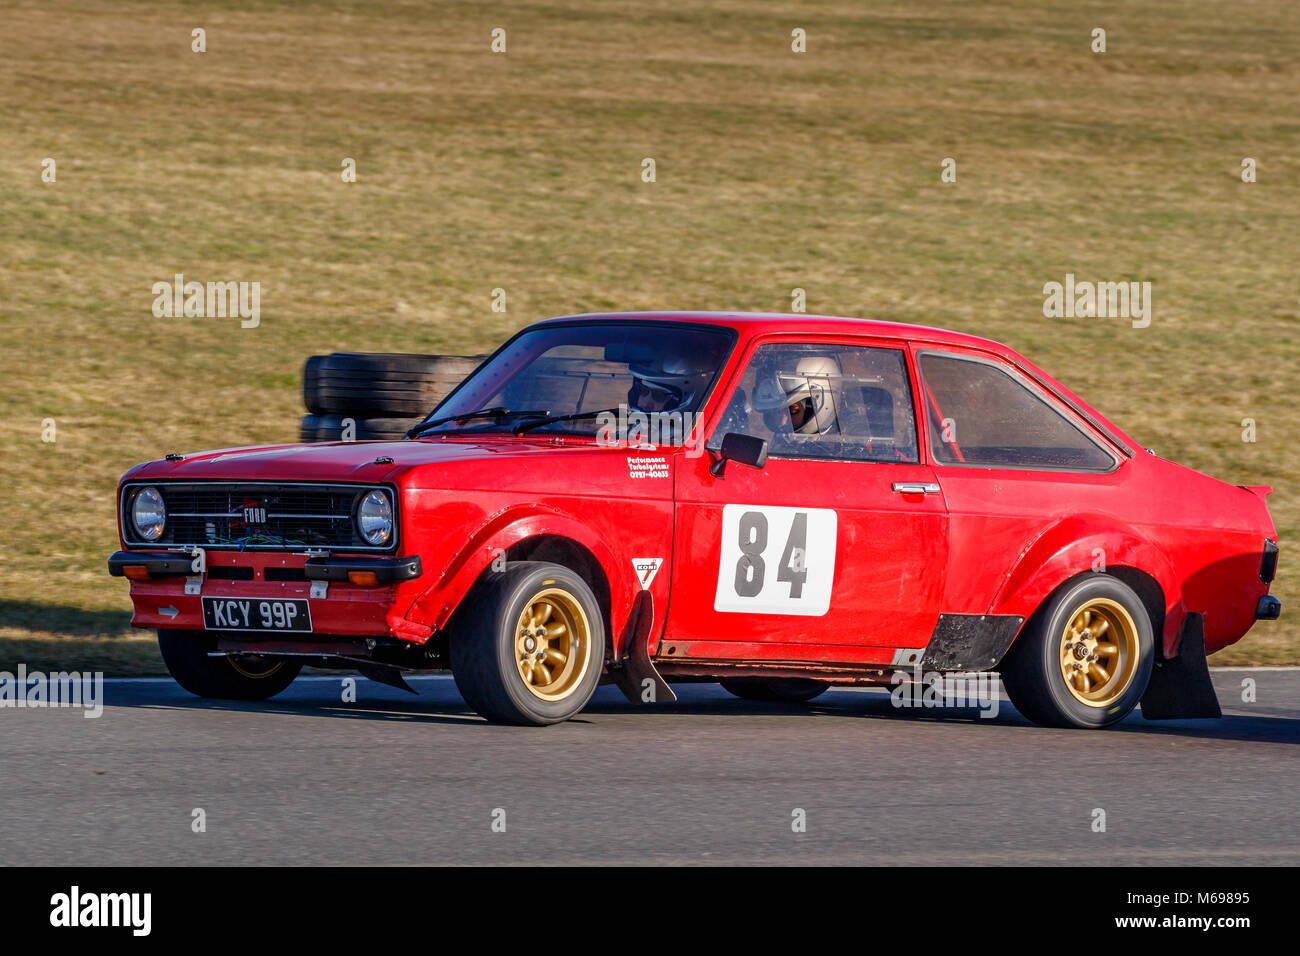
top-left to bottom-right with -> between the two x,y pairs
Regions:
121,482 -> 395,552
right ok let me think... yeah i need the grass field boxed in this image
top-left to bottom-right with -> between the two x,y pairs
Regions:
1,0 -> 1296,675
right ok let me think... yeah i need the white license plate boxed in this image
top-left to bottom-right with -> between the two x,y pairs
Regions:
202,597 -> 312,633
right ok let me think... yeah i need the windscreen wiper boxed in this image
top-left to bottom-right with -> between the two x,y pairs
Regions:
405,407 -> 550,439
511,407 -> 621,436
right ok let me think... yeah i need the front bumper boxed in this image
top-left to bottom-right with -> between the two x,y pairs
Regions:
304,554 -> 421,584
109,551 -> 421,583
108,551 -> 200,578
109,550 -> 431,641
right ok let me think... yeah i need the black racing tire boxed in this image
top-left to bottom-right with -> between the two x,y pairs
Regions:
157,629 -> 302,701
302,353 -> 486,419
314,388 -> 438,417
322,352 -> 477,376
303,354 -> 326,414
299,413 -> 415,442
999,575 -> 1154,729
720,677 -> 829,702
299,412 -> 327,442
450,561 -> 606,725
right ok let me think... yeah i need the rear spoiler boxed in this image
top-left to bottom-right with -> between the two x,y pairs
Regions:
1241,485 -> 1274,499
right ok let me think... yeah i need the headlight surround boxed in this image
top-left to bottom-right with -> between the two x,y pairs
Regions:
131,486 -> 166,541
356,489 -> 394,547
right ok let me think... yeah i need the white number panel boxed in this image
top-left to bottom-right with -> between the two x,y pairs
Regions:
714,505 -> 837,616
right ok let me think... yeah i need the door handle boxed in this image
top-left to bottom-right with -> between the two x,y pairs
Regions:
892,482 -> 941,495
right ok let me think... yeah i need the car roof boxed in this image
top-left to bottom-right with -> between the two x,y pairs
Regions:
536,310 -> 1013,356
534,311 -> 1136,455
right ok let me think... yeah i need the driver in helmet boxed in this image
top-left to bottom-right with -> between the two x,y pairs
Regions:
751,354 -> 843,446
623,348 -> 715,446
628,350 -> 713,416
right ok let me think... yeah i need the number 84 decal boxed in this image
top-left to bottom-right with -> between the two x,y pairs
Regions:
714,505 -> 837,616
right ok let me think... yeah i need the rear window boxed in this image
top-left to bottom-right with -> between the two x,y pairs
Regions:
918,351 -> 1116,472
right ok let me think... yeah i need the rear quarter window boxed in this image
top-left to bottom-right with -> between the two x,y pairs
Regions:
917,351 -> 1116,472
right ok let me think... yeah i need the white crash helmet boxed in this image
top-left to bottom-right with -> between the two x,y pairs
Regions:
752,355 -> 842,435
628,351 -> 713,414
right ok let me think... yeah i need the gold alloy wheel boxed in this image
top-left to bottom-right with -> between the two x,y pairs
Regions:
514,586 -> 591,702
228,655 -> 284,679
1057,598 -> 1139,707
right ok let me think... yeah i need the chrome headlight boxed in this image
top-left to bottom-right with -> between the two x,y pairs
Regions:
356,489 -> 394,546
131,486 -> 166,541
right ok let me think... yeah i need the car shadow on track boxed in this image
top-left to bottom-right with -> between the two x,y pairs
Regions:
127,694 -> 494,729
107,681 -> 1300,744
595,691 -> 1300,744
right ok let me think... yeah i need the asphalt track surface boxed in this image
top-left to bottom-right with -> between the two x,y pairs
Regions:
1,668 -> 1295,865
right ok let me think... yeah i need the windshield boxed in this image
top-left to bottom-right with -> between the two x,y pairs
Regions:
414,322 -> 735,440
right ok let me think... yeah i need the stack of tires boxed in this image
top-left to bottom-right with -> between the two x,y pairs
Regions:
300,353 -> 486,442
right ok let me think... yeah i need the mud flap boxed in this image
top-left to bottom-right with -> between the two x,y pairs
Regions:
355,663 -> 418,695
1140,612 -> 1221,720
610,590 -> 676,704
920,614 -> 1023,671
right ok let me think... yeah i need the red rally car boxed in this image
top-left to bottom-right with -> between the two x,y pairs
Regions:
109,312 -> 1281,728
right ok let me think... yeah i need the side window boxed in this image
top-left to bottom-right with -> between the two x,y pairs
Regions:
708,343 -> 919,463
918,351 -> 1116,471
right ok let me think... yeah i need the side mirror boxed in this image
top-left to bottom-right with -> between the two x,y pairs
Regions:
710,433 -> 768,477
